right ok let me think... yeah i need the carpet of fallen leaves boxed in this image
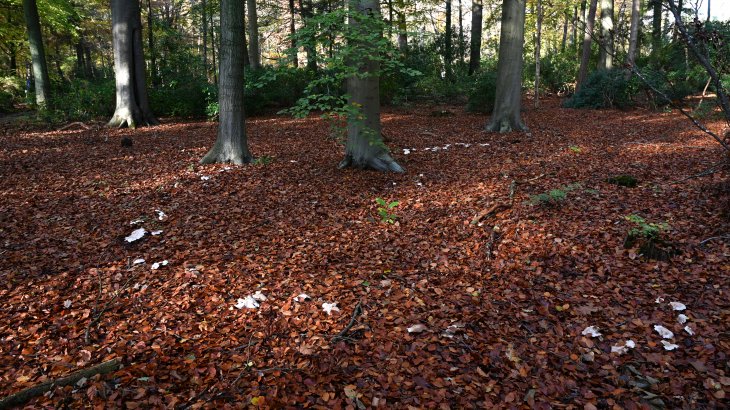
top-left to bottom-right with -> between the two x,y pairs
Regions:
1,98 -> 729,409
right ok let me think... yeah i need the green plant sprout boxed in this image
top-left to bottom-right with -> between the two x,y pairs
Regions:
375,197 -> 399,224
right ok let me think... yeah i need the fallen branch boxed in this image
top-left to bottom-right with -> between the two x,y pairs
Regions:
57,122 -> 91,132
0,359 -> 120,410
471,202 -> 512,226
333,301 -> 363,343
699,235 -> 730,246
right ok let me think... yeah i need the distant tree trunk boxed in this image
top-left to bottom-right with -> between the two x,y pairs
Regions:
706,0 -> 710,23
108,0 -> 158,128
289,0 -> 298,66
210,11 -> 218,84
299,0 -> 317,70
577,0 -> 598,92
242,3 -> 250,67
53,43 -> 65,82
651,0 -> 662,56
626,0 -> 640,73
535,0 -> 536,108
578,0 -> 586,55
571,5 -> 578,50
9,43 -> 18,73
487,0 -> 528,133
339,0 -> 403,172
23,0 -> 51,107
458,0 -> 465,63
247,0 -> 261,69
396,0 -> 408,53
147,0 -> 158,86
598,0 -> 614,70
469,0 -> 483,74
561,10 -> 568,52
75,41 -> 86,77
83,43 -> 94,78
387,0 -> 394,37
444,0 -> 453,80
201,0 -> 252,165
202,0 -> 208,78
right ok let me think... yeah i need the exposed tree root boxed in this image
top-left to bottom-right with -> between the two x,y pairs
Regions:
200,144 -> 253,165
0,359 -> 120,410
338,153 -> 405,173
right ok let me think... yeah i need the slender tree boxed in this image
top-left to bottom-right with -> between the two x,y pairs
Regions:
577,0 -> 597,91
201,0 -> 253,164
444,0 -> 453,80
534,0 -> 543,108
147,0 -> 158,86
339,0 -> 403,172
487,0 -> 528,133
202,0 -> 208,79
396,0 -> 408,53
469,0 -> 483,74
626,0 -> 640,73
598,0 -> 614,70
247,0 -> 261,69
23,0 -> 50,107
108,0 -> 158,128
651,0 -> 662,56
289,0 -> 298,66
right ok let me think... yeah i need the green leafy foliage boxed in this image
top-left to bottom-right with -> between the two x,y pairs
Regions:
625,214 -> 669,241
466,67 -> 498,113
375,197 -> 399,224
529,184 -> 581,208
607,175 -> 638,188
46,78 -> 115,122
540,51 -> 580,95
563,69 -> 635,109
0,76 -> 24,113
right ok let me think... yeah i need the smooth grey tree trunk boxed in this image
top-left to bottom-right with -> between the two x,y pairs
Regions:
487,0 -> 528,133
468,0 -> 483,75
577,0 -> 597,92
147,0 -> 157,86
23,0 -> 50,107
108,0 -> 158,128
247,0 -> 261,69
560,9 -> 568,52
396,0 -> 408,54
626,0 -> 640,74
598,0 -> 614,70
651,0 -> 662,56
202,0 -> 208,78
201,0 -> 253,165
339,0 -> 403,172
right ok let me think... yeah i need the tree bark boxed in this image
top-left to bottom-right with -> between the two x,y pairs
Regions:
108,0 -> 158,128
202,0 -> 208,78
247,0 -> 261,69
535,0 -> 543,108
598,0 -> 614,70
578,0 -> 586,56
577,0 -> 598,92
23,0 -> 50,108
458,0 -> 465,63
571,5 -> 578,50
147,0 -> 157,86
201,0 -> 253,165
469,0 -> 483,74
339,0 -> 403,172
444,0 -> 453,80
396,0 -> 408,53
626,0 -> 640,73
561,9 -> 568,52
289,0 -> 298,66
651,0 -> 662,56
487,0 -> 528,133
299,0 -> 317,70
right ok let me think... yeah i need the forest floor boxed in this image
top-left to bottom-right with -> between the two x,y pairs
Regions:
1,98 -> 729,408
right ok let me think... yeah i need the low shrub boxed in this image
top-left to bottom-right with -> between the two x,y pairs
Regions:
466,67 -> 498,113
563,69 -> 635,109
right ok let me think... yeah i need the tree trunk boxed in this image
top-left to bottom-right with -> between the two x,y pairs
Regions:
243,3 -> 251,67
706,0 -> 710,23
396,0 -> 408,53
299,0 -> 317,70
75,41 -> 86,77
23,0 -> 50,107
458,0 -> 465,64
487,0 -> 528,133
339,0 -> 403,172
598,0 -> 614,70
147,0 -> 157,86
626,0 -> 640,73
289,0 -> 298,66
468,0 -> 483,75
210,10 -> 218,84
108,0 -> 158,128
577,0 -> 598,92
571,5 -> 578,50
201,0 -> 253,165
83,43 -> 94,78
535,0 -> 536,108
247,0 -> 261,69
578,0 -> 586,55
444,0 -> 453,80
651,0 -> 662,56
561,9 -> 568,52
202,0 -> 208,78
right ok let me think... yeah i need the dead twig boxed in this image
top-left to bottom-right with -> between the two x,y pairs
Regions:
332,300 -> 363,343
0,359 -> 120,410
471,202 -> 511,226
699,235 -> 730,247
57,121 -> 91,132
671,160 -> 728,184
